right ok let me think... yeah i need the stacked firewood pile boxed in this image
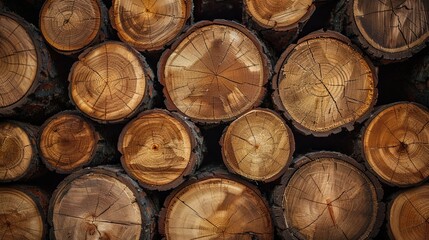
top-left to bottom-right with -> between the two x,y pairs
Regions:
0,0 -> 428,239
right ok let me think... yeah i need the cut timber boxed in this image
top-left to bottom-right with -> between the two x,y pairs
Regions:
0,11 -> 65,121
336,0 -> 429,63
69,41 -> 154,124
38,111 -> 115,174
40,0 -> 110,56
118,109 -> 204,191
388,184 -> 429,240
0,121 -> 42,182
221,108 -> 294,182
272,30 -> 377,136
49,165 -> 156,240
362,102 -> 429,187
110,0 -> 192,52
159,168 -> 273,239
272,152 -> 384,240
159,20 -> 270,124
0,186 -> 48,240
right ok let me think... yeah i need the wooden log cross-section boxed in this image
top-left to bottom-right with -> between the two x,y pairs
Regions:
38,111 -> 115,174
221,108 -> 294,182
49,166 -> 157,240
68,41 -> 154,124
159,20 -> 270,124
362,102 -> 429,187
272,30 -> 378,136
118,109 -> 204,191
272,152 -> 384,239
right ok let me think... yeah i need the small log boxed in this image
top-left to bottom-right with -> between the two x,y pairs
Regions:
220,108 -> 295,182
109,0 -> 192,52
159,20 -> 270,124
68,41 -> 155,124
272,30 -> 378,137
48,165 -> 157,240
332,0 -> 429,63
38,111 -> 115,174
0,185 -> 48,240
388,184 -> 429,240
193,0 -> 243,21
361,102 -> 429,187
243,0 -> 315,52
39,0 -> 110,56
158,168 -> 273,239
272,151 -> 384,239
0,121 -> 43,182
407,50 -> 429,108
0,11 -> 66,122
118,109 -> 205,191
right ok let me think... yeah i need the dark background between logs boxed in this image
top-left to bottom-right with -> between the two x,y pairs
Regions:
2,0 -> 428,239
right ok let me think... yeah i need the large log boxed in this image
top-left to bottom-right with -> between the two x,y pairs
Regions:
159,20 -> 270,124
272,151 -> 384,239
48,165 -> 157,240
68,41 -> 155,124
361,102 -> 429,187
118,109 -> 205,191
220,108 -> 295,182
272,30 -> 378,136
158,168 -> 274,239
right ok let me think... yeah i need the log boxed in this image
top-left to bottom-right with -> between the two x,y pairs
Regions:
243,0 -> 315,52
272,30 -> 378,137
159,20 -> 270,124
0,121 -> 43,182
109,0 -> 192,52
272,151 -> 384,239
39,0 -> 110,56
48,165 -> 157,240
158,168 -> 273,239
361,102 -> 429,187
388,184 -> 429,240
193,0 -> 243,22
332,0 -> 429,63
68,41 -> 155,124
220,108 -> 295,182
407,50 -> 429,108
0,185 -> 48,240
38,111 -> 115,174
0,11 -> 66,122
118,109 -> 205,191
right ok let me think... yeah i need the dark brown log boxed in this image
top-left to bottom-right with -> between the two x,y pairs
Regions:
68,41 -> 155,124
193,0 -> 243,22
272,29 -> 378,137
48,165 -> 157,240
38,111 -> 115,174
158,20 -> 271,124
272,151 -> 384,240
158,167 -> 274,239
0,121 -> 44,182
0,185 -> 49,240
118,109 -> 205,191
39,0 -> 110,56
406,50 -> 429,108
220,108 -> 295,182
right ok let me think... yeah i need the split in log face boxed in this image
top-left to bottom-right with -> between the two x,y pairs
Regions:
244,0 -> 313,30
363,102 -> 429,187
40,0 -> 102,54
221,108 -> 294,182
118,109 -> 203,190
159,174 -> 273,239
351,0 -> 429,60
69,41 -> 154,124
389,184 -> 429,240
0,122 -> 34,181
273,30 -> 377,136
110,0 -> 192,51
159,20 -> 269,124
0,187 -> 45,240
0,13 -> 38,109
